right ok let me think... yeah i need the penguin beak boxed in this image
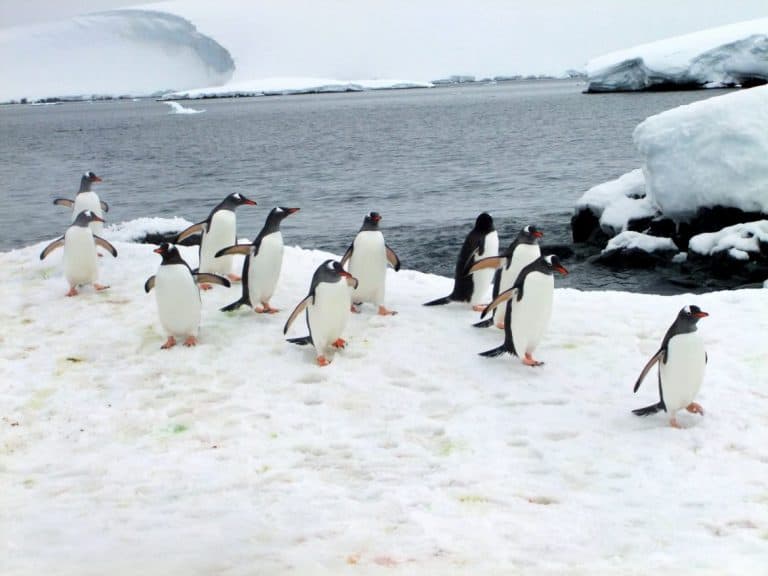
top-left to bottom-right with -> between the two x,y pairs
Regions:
554,264 -> 569,275
243,199 -> 257,206
91,175 -> 102,183
153,246 -> 164,254
693,310 -> 709,318
284,207 -> 300,215
533,231 -> 543,238
92,215 -> 105,223
340,271 -> 359,289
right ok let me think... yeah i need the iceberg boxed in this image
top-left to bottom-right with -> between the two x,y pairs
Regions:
586,18 -> 768,92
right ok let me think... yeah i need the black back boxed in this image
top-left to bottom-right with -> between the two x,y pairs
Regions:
451,212 -> 495,302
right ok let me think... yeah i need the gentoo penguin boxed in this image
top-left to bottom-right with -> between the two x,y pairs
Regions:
479,254 -> 568,366
175,193 -> 257,287
340,211 -> 401,315
283,260 -> 358,366
39,210 -> 118,297
144,243 -> 230,349
423,212 -> 498,310
217,206 -> 300,313
471,225 -> 543,329
632,305 -> 709,428
53,171 -> 108,235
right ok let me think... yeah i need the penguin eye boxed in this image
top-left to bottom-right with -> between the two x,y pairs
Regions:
683,305 -> 691,315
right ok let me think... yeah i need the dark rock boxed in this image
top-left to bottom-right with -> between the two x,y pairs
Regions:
647,217 -> 676,239
571,208 -> 609,245
541,244 -> 575,260
139,230 -> 200,246
593,247 -> 675,270
626,216 -> 653,234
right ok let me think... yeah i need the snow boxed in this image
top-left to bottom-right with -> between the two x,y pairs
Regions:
164,101 -> 205,114
574,169 -> 657,234
104,216 -> 193,243
586,18 -> 768,92
689,220 -> 768,257
634,84 -> 768,219
603,231 -> 677,254
2,219 -> 768,574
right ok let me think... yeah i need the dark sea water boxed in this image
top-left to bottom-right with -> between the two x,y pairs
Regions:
0,81 -> 720,292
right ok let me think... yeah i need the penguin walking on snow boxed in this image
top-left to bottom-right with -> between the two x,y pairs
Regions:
632,305 -> 709,428
424,212 -> 498,310
470,225 -> 543,329
341,211 -> 401,315
479,254 -> 568,366
53,171 -> 108,235
217,206 -> 300,313
144,243 -> 230,349
283,260 -> 358,366
40,210 -> 117,297
175,193 -> 257,287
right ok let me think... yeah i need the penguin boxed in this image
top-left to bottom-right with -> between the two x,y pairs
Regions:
423,212 -> 498,310
283,260 -> 359,366
340,211 -> 401,315
470,225 -> 543,329
144,243 -> 230,349
175,193 -> 257,287
216,206 -> 300,313
53,171 -> 108,235
632,305 -> 709,428
39,209 -> 118,297
479,254 -> 568,366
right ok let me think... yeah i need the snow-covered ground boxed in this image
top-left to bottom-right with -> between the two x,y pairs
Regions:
2,220 -> 767,574
586,18 -> 768,92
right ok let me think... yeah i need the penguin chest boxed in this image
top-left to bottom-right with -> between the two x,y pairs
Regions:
73,192 -> 104,234
494,243 -> 540,322
155,265 -> 201,336
510,272 -> 554,355
248,233 -> 284,302
660,333 -> 706,412
200,211 -> 236,274
307,281 -> 351,351
348,231 -> 386,304
470,231 -> 499,304
63,226 -> 98,285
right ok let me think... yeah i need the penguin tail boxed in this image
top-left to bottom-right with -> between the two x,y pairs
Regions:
472,318 -> 494,328
632,402 -> 666,417
423,295 -> 452,306
479,344 -> 510,358
220,297 -> 250,312
287,336 -> 313,346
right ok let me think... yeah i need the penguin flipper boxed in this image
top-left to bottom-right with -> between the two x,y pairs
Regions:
215,244 -> 251,258
193,273 -> 231,288
287,335 -> 313,346
479,345 -> 509,358
469,256 -> 504,274
53,198 -> 74,208
385,245 -> 401,271
423,295 -> 452,306
100,200 -> 109,212
220,297 -> 250,312
176,221 -> 206,244
632,401 -> 665,416
481,287 -> 516,319
283,295 -> 312,335
39,236 -> 65,260
473,318 -> 494,328
340,245 -> 354,268
93,235 -> 118,257
633,349 -> 663,393
144,275 -> 156,293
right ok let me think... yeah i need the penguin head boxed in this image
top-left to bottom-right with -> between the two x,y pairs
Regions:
73,209 -> 104,226
79,171 -> 102,192
544,254 -> 569,276
269,206 -> 300,222
522,225 -> 544,241
474,212 -> 494,233
153,242 -> 185,265
222,193 -> 257,210
361,212 -> 382,230
680,305 -> 709,322
320,260 -> 359,289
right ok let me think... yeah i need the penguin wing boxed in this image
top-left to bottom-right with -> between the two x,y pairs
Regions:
215,244 -> 252,258
39,236 -> 65,260
283,295 -> 312,335
100,200 -> 109,212
144,275 -> 156,293
469,256 -> 504,274
340,244 -> 354,268
193,273 -> 231,288
175,221 -> 206,244
385,245 -> 401,271
633,348 -> 664,393
481,287 -> 516,319
53,198 -> 74,208
93,235 -> 118,257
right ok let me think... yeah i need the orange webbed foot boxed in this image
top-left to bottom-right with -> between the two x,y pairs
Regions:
94,283 -> 109,292
686,402 -> 704,415
199,283 -> 213,291
377,305 -> 397,316
161,336 -> 177,349
332,338 -> 347,349
316,355 -> 331,366
66,287 -> 79,297
670,417 -> 683,429
472,304 -> 487,312
523,353 -> 544,367
183,335 -> 198,347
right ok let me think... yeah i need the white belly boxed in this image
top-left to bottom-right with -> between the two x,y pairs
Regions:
348,231 -> 387,305
511,272 -> 553,356
155,264 -> 201,337
63,226 -> 98,286
307,281 -> 351,353
200,210 -> 236,274
73,192 -> 104,235
660,333 -> 706,413
248,232 -> 284,304
470,231 -> 499,305
494,243 -> 540,323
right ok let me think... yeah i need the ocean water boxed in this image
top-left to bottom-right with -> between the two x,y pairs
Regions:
0,80 -> 718,292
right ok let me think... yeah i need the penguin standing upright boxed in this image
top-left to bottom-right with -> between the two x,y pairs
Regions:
632,305 -> 709,428
175,193 -> 257,287
341,211 -> 401,315
479,254 -> 568,366
53,171 -> 108,235
144,243 -> 230,349
39,210 -> 118,297
470,225 -> 543,328
216,206 -> 300,313
283,260 -> 358,366
423,212 -> 498,310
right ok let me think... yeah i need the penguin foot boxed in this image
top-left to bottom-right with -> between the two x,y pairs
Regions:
94,283 -> 109,291
227,273 -> 241,283
377,305 -> 397,316
316,355 -> 331,367
523,353 -> 544,367
350,304 -> 361,313
258,303 -> 280,314
66,287 -> 79,297
332,338 -> 347,349
670,417 -> 683,429
199,283 -> 213,291
161,336 -> 177,349
472,304 -> 487,312
686,402 -> 704,415
183,335 -> 198,347
495,322 -> 505,330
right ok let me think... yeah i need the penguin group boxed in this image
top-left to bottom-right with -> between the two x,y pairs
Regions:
39,173 -> 710,427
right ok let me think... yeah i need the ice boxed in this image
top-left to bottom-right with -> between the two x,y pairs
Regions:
164,101 -> 205,114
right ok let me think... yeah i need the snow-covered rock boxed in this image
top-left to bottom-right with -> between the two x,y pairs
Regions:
603,231 -> 677,254
586,18 -> 768,92
689,220 -> 768,257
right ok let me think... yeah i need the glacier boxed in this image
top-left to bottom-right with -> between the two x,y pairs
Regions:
586,18 -> 768,92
